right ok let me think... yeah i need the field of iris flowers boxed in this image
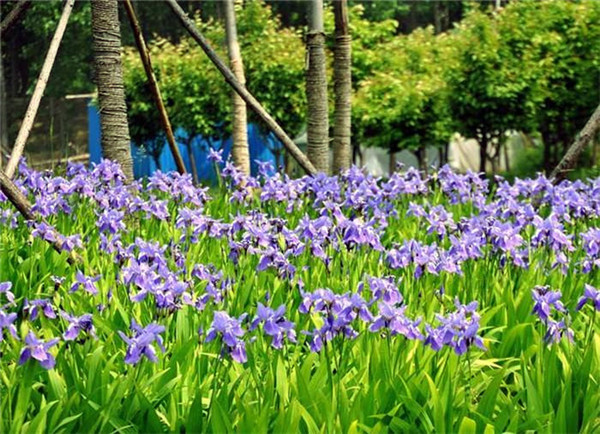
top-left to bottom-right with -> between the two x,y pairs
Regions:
0,157 -> 599,433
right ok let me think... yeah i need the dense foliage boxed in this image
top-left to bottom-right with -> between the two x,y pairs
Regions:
1,159 -> 599,432
354,0 -> 600,174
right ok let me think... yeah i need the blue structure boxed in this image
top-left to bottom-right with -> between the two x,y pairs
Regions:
87,102 -> 283,183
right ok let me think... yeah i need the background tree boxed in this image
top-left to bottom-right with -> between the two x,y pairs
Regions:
445,9 -> 540,173
332,0 -> 352,173
224,0 -> 250,175
91,0 -> 133,180
305,0 -> 329,173
354,27 -> 453,172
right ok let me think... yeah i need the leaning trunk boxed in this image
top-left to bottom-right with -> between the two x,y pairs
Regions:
224,0 -> 250,175
332,0 -> 351,174
306,0 -> 329,174
91,0 -> 133,181
550,103 -> 600,183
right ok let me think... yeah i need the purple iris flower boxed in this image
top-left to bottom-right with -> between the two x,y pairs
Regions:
60,311 -> 96,341
51,276 -> 65,289
531,285 -> 566,322
70,271 -> 100,295
544,319 -> 574,344
367,276 -> 403,304
250,303 -> 296,349
369,302 -> 423,340
576,284 -> 600,311
0,282 -> 15,305
30,222 -> 58,243
118,321 -> 166,365
299,288 -> 372,352
208,148 -> 224,164
24,298 -> 56,321
205,311 -> 247,363
0,309 -> 18,342
424,299 -> 486,355
96,209 -> 126,234
58,234 -> 83,253
18,331 -> 60,369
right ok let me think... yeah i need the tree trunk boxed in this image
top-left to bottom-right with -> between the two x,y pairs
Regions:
503,140 -> 510,172
91,0 -> 133,182
550,103 -> 600,183
353,142 -> 363,167
224,0 -> 250,175
479,133 -> 488,173
0,52 -> 7,169
389,147 -> 396,175
418,146 -> 428,173
186,137 -> 199,184
306,0 -> 329,174
332,0 -> 351,174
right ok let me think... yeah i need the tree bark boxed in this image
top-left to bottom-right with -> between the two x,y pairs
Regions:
306,0 -> 329,174
122,0 -> 187,176
224,0 -> 250,176
0,50 -> 7,169
186,137 -> 199,184
165,0 -> 316,176
479,133 -> 488,173
0,0 -> 32,39
550,103 -> 600,183
4,0 -> 74,179
332,0 -> 351,174
91,0 -> 134,182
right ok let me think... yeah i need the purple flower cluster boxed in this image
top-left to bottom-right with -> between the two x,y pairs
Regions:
3,159 -> 600,370
425,299 -> 486,355
205,311 -> 248,363
576,284 -> 600,312
118,321 -> 166,365
250,303 -> 296,349
531,286 -> 573,344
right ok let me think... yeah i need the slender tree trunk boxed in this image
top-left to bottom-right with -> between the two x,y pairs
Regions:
186,137 -> 199,184
479,133 -> 488,173
224,0 -> 250,175
91,0 -> 133,181
5,0 -> 74,178
353,142 -> 363,167
332,0 -> 351,174
389,148 -> 396,176
433,1 -> 442,34
306,0 -> 329,173
550,103 -> 600,183
419,146 -> 428,173
0,53 -> 7,169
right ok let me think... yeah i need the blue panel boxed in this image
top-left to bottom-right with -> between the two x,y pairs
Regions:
87,101 -> 102,165
87,104 -> 285,183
